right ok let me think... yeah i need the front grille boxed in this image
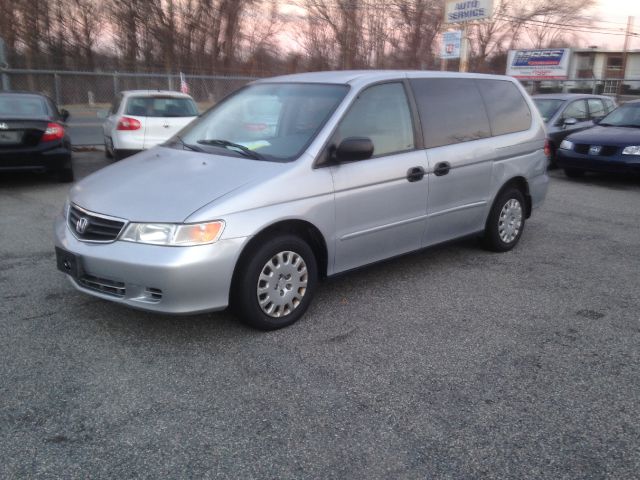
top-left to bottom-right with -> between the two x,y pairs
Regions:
79,274 -> 126,297
68,205 -> 126,242
574,144 -> 618,156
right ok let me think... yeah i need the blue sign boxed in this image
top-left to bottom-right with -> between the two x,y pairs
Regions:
513,49 -> 565,67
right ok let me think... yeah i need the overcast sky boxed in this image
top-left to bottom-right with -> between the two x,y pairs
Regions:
588,0 -> 640,49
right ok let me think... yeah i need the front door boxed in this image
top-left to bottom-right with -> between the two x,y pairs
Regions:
329,82 -> 429,273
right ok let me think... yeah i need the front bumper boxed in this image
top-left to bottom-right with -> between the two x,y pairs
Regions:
556,150 -> 640,174
54,212 -> 247,314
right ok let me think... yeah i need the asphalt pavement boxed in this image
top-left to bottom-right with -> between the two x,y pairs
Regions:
1,153 -> 639,479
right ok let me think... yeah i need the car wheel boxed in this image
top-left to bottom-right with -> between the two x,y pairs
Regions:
564,168 -> 585,178
113,149 -> 123,161
232,235 -> 318,330
56,167 -> 75,183
483,187 -> 525,252
105,138 -> 113,159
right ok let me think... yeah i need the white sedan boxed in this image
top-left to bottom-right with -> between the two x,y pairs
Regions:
103,90 -> 199,160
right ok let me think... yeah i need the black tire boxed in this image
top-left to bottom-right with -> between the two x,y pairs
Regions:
56,167 -> 74,183
547,142 -> 557,169
483,187 -> 526,252
231,234 -> 318,330
564,168 -> 585,178
113,149 -> 123,161
104,139 -> 113,159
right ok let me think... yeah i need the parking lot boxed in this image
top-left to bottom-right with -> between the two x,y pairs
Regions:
1,152 -> 639,478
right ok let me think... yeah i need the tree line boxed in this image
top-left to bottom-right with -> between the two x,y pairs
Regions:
0,0 -> 595,76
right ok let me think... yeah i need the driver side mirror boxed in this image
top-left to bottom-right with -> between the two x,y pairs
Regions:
335,137 -> 374,162
563,117 -> 578,127
60,109 -> 70,122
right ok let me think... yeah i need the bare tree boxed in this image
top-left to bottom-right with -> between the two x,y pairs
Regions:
468,0 -> 597,71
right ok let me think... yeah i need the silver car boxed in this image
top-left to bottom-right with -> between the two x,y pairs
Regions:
55,71 -> 548,330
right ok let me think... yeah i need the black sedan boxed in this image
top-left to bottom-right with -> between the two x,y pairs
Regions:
0,91 -> 74,182
556,100 -> 640,178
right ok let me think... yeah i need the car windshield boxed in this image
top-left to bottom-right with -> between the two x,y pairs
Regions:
176,83 -> 349,162
125,96 -> 198,117
0,95 -> 48,118
533,99 -> 565,123
598,103 -> 640,127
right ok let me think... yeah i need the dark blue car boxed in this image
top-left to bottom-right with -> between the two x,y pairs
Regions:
556,100 -> 640,178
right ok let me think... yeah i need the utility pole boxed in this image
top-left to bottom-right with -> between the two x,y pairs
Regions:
617,16 -> 634,99
0,37 -> 10,91
460,21 -> 469,73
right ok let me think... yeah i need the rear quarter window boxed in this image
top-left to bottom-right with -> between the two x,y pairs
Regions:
476,80 -> 532,135
410,78 -> 491,149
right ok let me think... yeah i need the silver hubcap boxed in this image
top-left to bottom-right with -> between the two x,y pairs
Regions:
498,198 -> 523,244
257,251 -> 308,318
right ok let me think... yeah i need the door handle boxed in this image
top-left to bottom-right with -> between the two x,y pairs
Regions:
406,166 -> 425,182
434,162 -> 451,176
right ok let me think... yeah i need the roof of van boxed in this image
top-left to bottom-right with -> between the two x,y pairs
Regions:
120,90 -> 193,98
255,70 -> 518,85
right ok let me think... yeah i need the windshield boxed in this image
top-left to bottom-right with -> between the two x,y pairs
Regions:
125,96 -> 198,117
598,103 -> 640,127
533,99 -> 564,123
176,83 -> 349,162
0,95 -> 49,118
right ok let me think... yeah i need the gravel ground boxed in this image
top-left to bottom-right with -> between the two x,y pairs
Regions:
1,153 -> 639,479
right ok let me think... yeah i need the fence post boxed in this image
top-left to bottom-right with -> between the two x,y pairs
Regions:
167,74 -> 173,91
54,73 -> 61,105
113,71 -> 119,95
1,72 -> 9,90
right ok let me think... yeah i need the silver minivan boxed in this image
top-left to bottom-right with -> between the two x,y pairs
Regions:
54,71 -> 549,329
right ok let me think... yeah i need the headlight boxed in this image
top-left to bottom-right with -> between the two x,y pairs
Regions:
622,145 -> 640,155
120,221 -> 225,246
559,139 -> 574,151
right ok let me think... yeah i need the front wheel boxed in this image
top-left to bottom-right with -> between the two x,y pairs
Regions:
232,235 -> 318,330
564,168 -> 585,178
483,188 -> 526,252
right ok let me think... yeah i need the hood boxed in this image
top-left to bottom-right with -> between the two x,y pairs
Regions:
568,125 -> 640,145
69,147 -> 287,222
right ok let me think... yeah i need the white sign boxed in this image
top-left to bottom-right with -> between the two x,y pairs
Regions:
441,31 -> 462,59
445,0 -> 493,23
506,49 -> 571,80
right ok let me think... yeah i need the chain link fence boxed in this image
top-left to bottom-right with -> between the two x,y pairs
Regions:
1,69 -> 257,145
3,69 -> 640,145
519,78 -> 640,103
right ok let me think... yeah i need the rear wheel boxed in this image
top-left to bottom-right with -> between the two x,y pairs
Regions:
56,167 -> 74,183
232,235 -> 318,330
564,168 -> 585,178
483,187 -> 525,252
104,138 -> 113,159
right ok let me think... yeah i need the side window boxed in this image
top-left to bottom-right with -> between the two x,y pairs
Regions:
562,100 -> 588,122
605,99 -> 616,113
335,82 -> 414,157
409,78 -> 491,148
475,80 -> 531,135
587,99 -> 606,119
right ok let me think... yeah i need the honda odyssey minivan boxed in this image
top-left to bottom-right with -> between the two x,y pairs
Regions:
55,71 -> 549,330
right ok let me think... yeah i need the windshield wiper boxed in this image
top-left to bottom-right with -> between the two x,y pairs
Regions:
197,139 -> 264,160
176,135 -> 206,153
614,124 -> 640,129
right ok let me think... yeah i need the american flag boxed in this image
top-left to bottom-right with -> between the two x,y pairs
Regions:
180,72 -> 189,94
